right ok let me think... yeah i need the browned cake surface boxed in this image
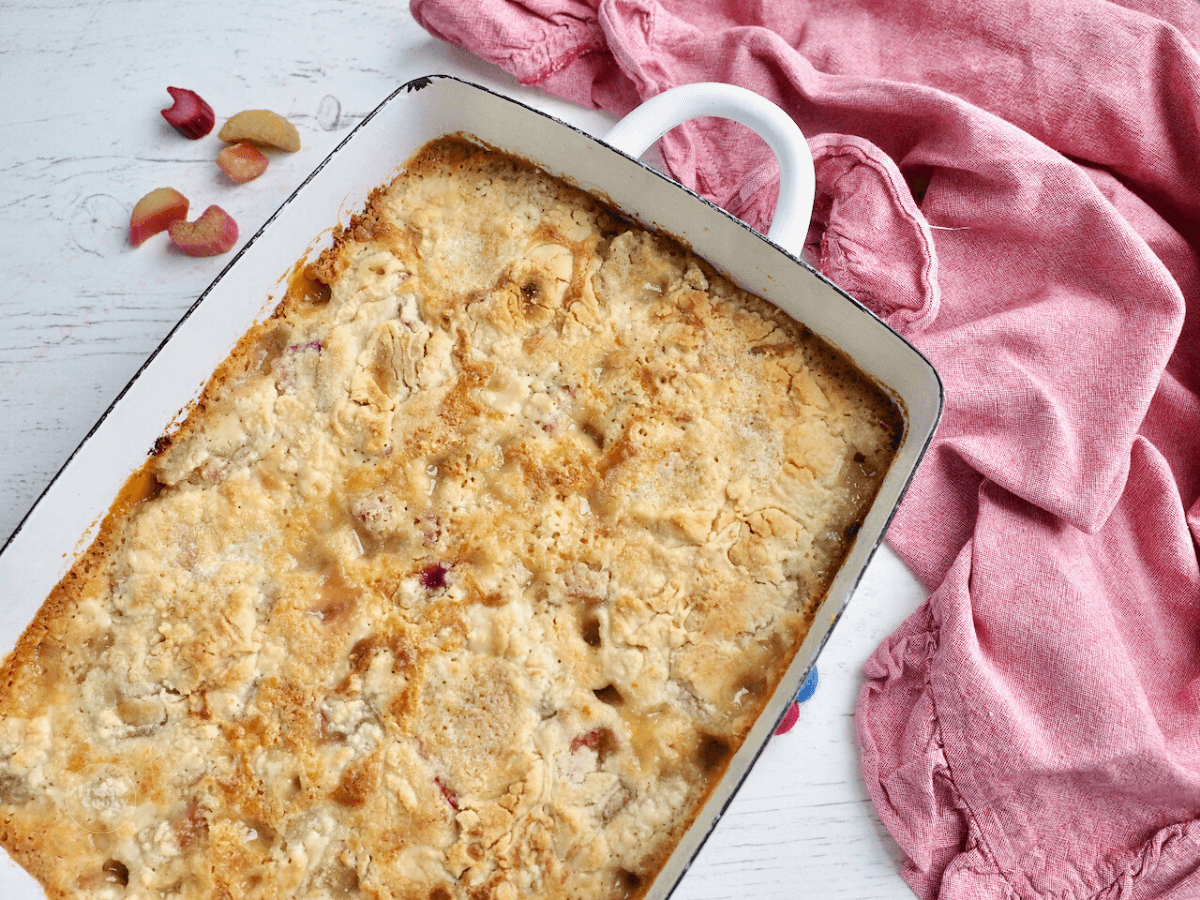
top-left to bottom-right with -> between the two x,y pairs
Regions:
0,137 -> 902,900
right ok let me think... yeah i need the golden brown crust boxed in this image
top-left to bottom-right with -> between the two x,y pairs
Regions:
0,135 -> 901,900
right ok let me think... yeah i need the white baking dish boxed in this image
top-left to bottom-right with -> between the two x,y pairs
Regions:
0,75 -> 942,899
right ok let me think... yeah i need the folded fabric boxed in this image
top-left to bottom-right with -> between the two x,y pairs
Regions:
411,1 -> 1200,897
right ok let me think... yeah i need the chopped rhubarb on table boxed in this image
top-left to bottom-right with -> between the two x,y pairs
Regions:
161,87 -> 215,139
217,142 -> 269,184
168,205 -> 238,257
129,187 -> 189,247
218,109 -> 301,152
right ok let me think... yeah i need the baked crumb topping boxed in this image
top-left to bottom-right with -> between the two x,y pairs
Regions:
0,137 -> 901,900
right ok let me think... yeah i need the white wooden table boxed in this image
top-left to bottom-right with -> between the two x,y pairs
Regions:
0,4 -> 927,897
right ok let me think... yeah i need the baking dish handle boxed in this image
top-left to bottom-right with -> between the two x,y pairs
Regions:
603,83 -> 815,257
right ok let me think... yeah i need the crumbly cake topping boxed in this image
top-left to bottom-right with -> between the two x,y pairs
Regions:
0,137 -> 901,900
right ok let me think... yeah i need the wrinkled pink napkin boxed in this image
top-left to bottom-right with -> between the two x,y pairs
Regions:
411,1 -> 1200,897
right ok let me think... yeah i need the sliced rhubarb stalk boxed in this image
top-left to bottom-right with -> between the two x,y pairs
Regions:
168,205 -> 238,257
129,187 -> 189,247
218,109 -> 301,152
434,776 -> 458,810
217,142 -> 269,183
161,87 -> 215,139
419,563 -> 448,590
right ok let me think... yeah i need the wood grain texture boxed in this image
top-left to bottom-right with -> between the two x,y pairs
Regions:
0,3 -> 925,897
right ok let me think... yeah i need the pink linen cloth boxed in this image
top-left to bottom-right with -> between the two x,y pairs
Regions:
410,1 -> 1200,897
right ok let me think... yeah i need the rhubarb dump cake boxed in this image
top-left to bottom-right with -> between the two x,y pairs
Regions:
0,137 -> 902,900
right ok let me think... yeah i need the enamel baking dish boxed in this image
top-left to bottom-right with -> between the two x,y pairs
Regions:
0,75 -> 942,898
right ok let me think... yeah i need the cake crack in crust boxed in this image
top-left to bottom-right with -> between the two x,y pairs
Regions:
0,137 -> 902,900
